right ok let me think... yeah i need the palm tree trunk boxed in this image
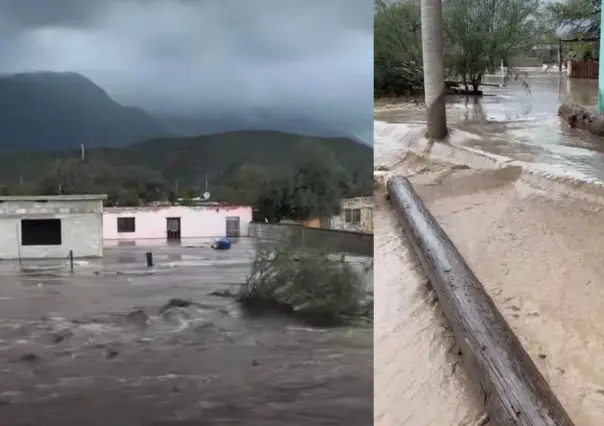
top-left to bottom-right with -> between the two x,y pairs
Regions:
420,0 -> 448,139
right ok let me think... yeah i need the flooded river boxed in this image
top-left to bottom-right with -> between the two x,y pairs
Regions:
0,240 -> 372,425
375,72 -> 604,425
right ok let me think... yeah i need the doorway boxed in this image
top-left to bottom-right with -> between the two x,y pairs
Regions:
225,217 -> 240,238
166,217 -> 181,241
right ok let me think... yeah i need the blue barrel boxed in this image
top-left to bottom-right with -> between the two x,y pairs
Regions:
212,237 -> 232,250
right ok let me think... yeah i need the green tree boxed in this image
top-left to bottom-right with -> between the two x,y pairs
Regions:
218,144 -> 352,222
444,0 -> 539,92
374,0 -> 424,96
285,143 -> 350,220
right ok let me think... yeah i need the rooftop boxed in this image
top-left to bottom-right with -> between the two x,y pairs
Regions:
556,19 -> 599,42
0,194 -> 108,202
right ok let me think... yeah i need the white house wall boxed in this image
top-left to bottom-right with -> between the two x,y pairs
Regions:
103,205 -> 252,241
0,199 -> 103,260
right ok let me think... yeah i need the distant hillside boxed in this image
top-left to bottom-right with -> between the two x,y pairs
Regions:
0,130 -> 373,195
0,71 -> 167,150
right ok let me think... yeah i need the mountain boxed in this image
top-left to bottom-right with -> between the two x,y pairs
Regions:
0,71 -> 167,150
0,130 -> 374,199
0,130 -> 371,184
157,112 -> 372,146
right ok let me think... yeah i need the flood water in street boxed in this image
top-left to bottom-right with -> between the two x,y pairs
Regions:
0,239 -> 373,425
375,71 -> 604,182
375,71 -> 604,425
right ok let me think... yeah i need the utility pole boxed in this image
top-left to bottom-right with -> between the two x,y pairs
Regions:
420,0 -> 448,139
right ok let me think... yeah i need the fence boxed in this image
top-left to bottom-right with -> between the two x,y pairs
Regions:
248,222 -> 373,257
566,60 -> 598,79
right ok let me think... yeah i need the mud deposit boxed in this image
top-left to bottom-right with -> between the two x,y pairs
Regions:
0,241 -> 372,425
375,144 -> 604,425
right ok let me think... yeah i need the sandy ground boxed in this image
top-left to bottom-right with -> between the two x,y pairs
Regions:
0,240 -> 373,425
375,149 -> 604,425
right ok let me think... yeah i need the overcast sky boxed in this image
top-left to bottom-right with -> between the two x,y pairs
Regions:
0,0 -> 373,141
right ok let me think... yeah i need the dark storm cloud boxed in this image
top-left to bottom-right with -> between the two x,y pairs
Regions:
0,0 -> 373,141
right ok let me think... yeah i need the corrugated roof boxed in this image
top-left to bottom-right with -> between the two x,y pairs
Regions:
556,19 -> 599,41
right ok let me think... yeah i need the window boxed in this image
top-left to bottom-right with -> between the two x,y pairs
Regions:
21,219 -> 62,246
117,217 -> 136,233
344,208 -> 361,224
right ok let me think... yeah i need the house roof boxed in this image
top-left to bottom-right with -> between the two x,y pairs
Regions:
0,194 -> 108,202
556,19 -> 599,41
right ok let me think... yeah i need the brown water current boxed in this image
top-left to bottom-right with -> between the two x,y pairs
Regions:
376,72 -> 604,182
0,241 -> 373,425
375,72 -> 604,425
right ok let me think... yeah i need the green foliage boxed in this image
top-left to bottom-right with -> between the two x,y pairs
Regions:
374,0 -> 424,96
565,41 -> 597,61
29,158 -> 169,206
444,0 -> 539,91
0,131 -> 371,215
217,143 -> 355,222
374,0 -> 539,95
239,241 -> 373,326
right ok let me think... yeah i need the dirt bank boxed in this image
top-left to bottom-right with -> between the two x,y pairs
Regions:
375,150 -> 604,425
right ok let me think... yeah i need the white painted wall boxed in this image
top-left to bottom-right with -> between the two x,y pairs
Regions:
103,205 -> 252,241
0,198 -> 104,260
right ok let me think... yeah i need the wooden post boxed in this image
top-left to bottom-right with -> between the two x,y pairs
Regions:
558,39 -> 563,72
69,250 -> 74,273
145,252 -> 153,267
386,175 -> 574,426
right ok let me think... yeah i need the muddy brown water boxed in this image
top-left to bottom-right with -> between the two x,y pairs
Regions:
375,72 -> 604,425
375,71 -> 604,183
0,240 -> 372,425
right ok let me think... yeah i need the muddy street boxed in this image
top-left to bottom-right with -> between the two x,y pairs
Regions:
375,73 -> 604,425
0,240 -> 373,425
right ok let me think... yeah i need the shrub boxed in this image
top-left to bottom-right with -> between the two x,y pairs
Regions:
238,240 -> 372,326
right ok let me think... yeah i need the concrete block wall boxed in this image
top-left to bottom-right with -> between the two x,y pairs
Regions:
0,199 -> 104,260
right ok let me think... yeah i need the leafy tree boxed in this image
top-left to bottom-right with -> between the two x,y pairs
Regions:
285,143 -> 349,220
374,0 -> 424,96
218,144 -> 352,222
444,0 -> 539,92
374,0 -> 539,95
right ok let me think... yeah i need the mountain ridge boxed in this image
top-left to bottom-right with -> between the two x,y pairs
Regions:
0,71 -> 371,150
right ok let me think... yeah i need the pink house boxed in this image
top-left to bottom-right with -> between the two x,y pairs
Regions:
103,205 -> 252,243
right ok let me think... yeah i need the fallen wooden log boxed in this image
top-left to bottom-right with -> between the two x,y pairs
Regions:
559,103 -> 604,137
386,175 -> 574,426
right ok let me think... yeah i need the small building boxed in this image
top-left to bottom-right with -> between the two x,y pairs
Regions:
0,194 -> 107,260
103,204 -> 253,242
331,196 -> 374,233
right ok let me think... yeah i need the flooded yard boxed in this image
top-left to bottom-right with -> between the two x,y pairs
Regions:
0,239 -> 373,425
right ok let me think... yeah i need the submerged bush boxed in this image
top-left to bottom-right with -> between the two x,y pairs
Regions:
238,241 -> 372,326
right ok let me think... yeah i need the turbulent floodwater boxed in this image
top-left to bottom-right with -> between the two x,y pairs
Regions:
375,72 -> 604,425
0,240 -> 373,425
376,72 -> 604,182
